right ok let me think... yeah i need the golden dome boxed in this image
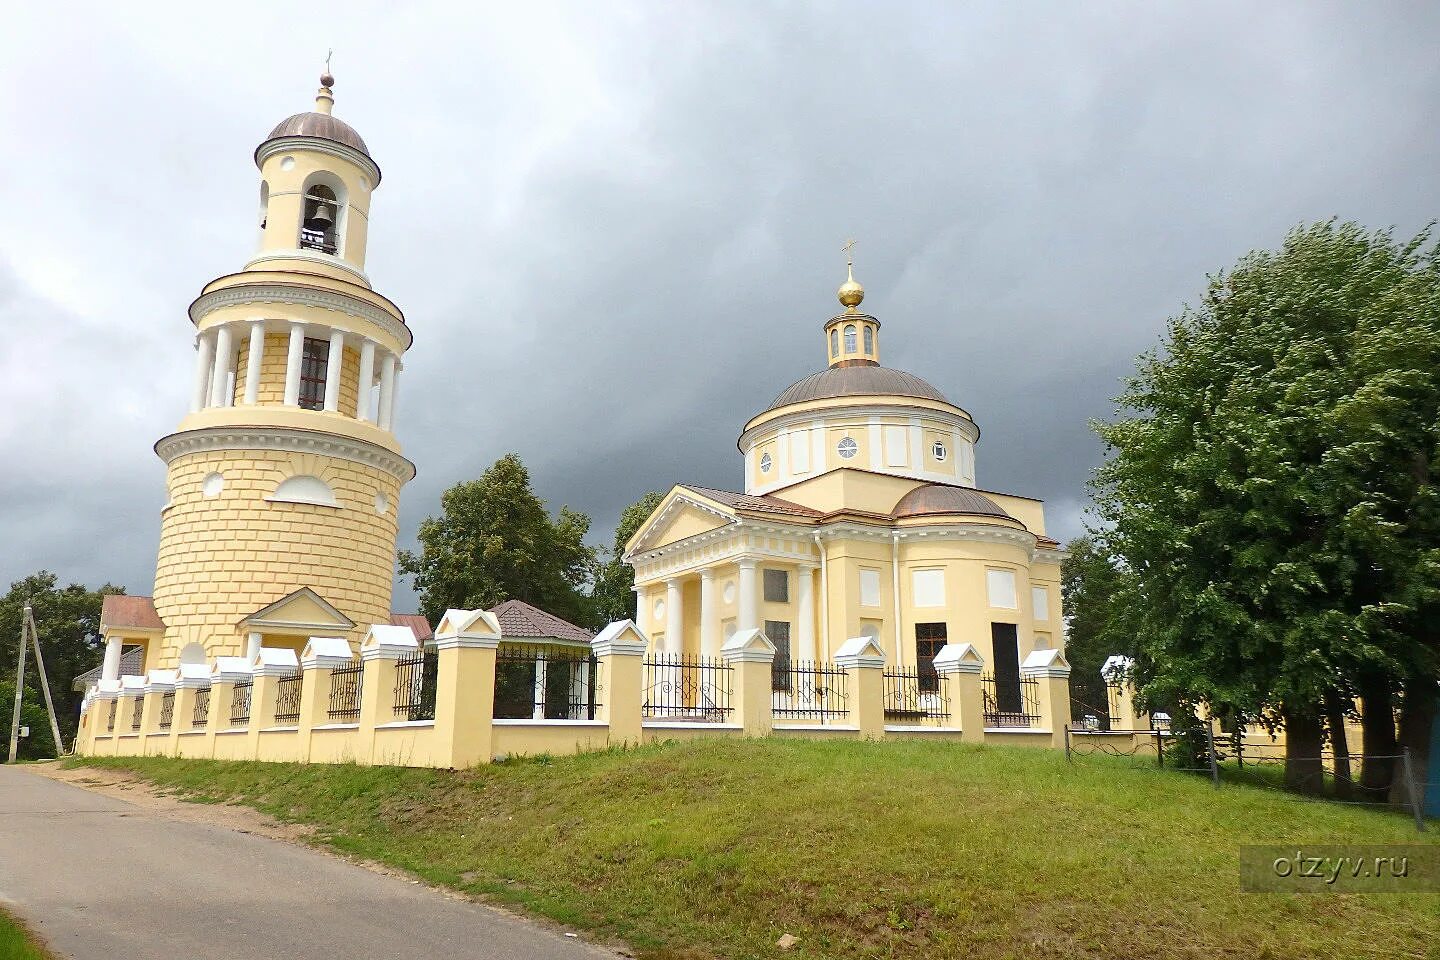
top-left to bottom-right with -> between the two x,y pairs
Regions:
837,263 -> 865,310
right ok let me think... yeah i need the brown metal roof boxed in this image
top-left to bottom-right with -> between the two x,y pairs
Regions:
766,365 -> 949,412
684,484 -> 824,519
389,613 -> 433,642
891,484 -> 1013,521
100,595 -> 164,631
488,600 -> 594,644
262,112 -> 370,157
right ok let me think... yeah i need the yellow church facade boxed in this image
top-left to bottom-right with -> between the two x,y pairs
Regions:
96,72 -> 416,680
626,266 -> 1069,715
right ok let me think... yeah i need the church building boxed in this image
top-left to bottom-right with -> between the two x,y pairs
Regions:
95,71 -> 417,678
624,262 -> 1067,698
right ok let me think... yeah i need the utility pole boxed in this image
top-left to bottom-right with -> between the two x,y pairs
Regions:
6,603 -> 65,762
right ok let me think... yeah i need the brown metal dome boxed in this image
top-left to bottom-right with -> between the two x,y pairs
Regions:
891,484 -> 1012,521
262,112 -> 370,157
766,365 -> 949,412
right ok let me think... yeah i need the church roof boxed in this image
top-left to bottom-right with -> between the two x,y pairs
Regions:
684,484 -> 825,519
488,599 -> 594,644
389,613 -> 433,642
891,484 -> 1013,521
100,595 -> 164,632
765,365 -> 950,413
262,112 -> 371,157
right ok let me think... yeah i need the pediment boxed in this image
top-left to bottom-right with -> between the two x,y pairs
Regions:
625,487 -> 737,556
240,587 -> 355,633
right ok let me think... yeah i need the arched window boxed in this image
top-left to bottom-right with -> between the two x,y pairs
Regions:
844,324 -> 857,353
863,325 -> 873,354
268,475 -> 338,507
830,328 -> 839,356
300,184 -> 339,254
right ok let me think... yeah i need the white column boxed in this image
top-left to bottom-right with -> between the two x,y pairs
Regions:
243,321 -> 266,404
377,353 -> 397,430
323,331 -> 345,412
209,324 -> 234,408
191,332 -> 215,412
737,559 -> 758,632
386,365 -> 401,429
531,657 -> 548,721
283,323 -> 305,406
665,577 -> 684,655
356,339 -> 376,421
699,570 -> 719,660
245,632 -> 262,662
796,563 -> 817,663
101,636 -> 123,683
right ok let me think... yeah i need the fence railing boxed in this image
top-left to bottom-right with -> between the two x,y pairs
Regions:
882,666 -> 949,725
393,648 -> 439,722
981,673 -> 1040,728
771,661 -> 849,724
494,645 -> 600,720
130,697 -> 143,732
641,653 -> 733,722
328,659 -> 363,722
230,679 -> 253,726
274,670 -> 303,725
158,691 -> 175,730
193,687 -> 210,729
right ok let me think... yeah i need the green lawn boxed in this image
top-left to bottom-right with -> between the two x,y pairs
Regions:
0,905 -> 57,960
71,738 -> 1440,960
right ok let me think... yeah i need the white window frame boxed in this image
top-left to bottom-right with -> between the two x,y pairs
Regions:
912,568 -> 946,608
986,568 -> 1018,610
859,568 -> 882,608
1031,585 -> 1050,622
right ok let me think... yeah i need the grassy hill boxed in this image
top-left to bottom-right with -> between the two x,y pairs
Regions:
0,905 -> 58,960
73,739 -> 1438,959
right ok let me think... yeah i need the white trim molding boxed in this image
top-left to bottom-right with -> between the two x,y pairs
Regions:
189,282 -> 411,350
156,426 -> 417,483
256,135 -> 382,186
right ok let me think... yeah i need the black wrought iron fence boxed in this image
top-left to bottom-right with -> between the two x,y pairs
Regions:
158,691 -> 175,730
981,673 -> 1040,727
130,697 -> 144,731
193,687 -> 210,729
393,648 -> 439,721
328,659 -> 363,722
494,645 -> 600,720
641,653 -> 732,722
883,666 -> 950,725
274,670 -> 303,725
230,678 -> 253,726
1070,695 -> 1113,731
771,661 -> 849,724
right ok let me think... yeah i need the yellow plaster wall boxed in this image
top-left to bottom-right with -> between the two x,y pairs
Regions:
651,504 -> 729,550
152,448 -> 402,666
258,147 -> 375,271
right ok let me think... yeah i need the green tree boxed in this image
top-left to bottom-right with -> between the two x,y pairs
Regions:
1060,535 -> 1133,722
1093,221 -> 1440,795
1,571 -> 123,759
590,491 -> 666,625
399,454 -> 596,627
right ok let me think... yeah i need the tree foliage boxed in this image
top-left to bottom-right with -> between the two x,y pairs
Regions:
1060,535 -> 1133,720
0,571 -> 122,759
399,454 -> 596,627
590,491 -> 666,626
1091,221 -> 1440,790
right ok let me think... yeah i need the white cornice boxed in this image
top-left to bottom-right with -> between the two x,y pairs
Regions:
625,492 -> 736,556
244,250 -> 371,285
256,136 -> 382,186
190,283 -> 411,350
156,426 -> 416,483
1034,546 -> 1067,565
739,401 -> 980,451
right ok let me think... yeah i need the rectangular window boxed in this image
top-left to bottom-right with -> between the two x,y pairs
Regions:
1031,585 -> 1050,621
885,425 -> 908,466
859,568 -> 882,607
915,622 -> 947,693
766,620 -> 792,691
986,568 -> 1018,609
763,568 -> 789,603
298,337 -> 329,410
912,568 -> 945,608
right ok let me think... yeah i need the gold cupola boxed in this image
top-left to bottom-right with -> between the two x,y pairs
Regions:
823,248 -> 880,368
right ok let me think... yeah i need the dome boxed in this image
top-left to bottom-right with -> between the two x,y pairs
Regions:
261,112 -> 370,157
891,484 -> 1012,521
766,365 -> 950,412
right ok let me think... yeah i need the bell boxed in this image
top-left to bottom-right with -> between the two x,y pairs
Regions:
305,201 -> 335,228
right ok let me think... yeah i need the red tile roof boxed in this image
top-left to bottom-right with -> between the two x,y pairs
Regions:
683,484 -> 823,519
389,613 -> 433,641
488,599 -> 593,644
100,595 -> 164,631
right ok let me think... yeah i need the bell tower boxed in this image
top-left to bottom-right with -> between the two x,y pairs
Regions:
149,70 -> 415,666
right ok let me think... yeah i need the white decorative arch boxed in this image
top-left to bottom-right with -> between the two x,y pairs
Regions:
268,474 -> 338,507
298,170 -> 348,256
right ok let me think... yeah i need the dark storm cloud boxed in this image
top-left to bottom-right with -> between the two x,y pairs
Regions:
2,3 -> 1438,603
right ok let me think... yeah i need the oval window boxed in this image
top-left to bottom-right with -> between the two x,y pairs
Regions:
837,437 -> 859,460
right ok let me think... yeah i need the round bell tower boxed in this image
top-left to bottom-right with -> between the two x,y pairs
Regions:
150,71 -> 415,666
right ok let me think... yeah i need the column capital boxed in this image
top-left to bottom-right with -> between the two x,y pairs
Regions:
665,575 -> 685,588
737,557 -> 758,571
699,568 -> 716,581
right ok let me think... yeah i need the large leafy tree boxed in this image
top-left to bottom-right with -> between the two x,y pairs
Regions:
399,454 -> 596,627
1,571 -> 123,759
1093,221 -> 1440,794
1060,535 -> 1133,721
590,491 -> 666,625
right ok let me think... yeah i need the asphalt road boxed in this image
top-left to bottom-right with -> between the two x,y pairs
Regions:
0,765 -> 616,960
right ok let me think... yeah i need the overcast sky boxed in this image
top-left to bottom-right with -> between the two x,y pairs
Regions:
2,3 -> 1437,607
